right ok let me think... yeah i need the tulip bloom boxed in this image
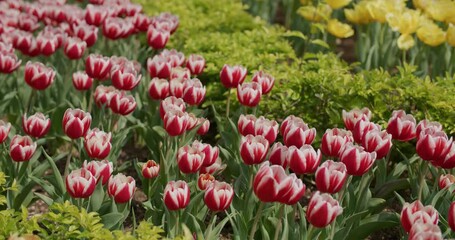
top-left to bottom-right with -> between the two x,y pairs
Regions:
85,4 -> 108,26
340,143 -> 376,176
147,26 -> 170,50
177,145 -> 205,174
196,118 -> 210,135
159,96 -> 186,120
142,160 -> 160,179
252,71 -> 274,95
163,109 -> 189,136
160,49 -> 185,68
84,128 -> 112,160
254,116 -> 278,144
439,174 -> 455,190
320,128 -> 353,158
186,54 -> 205,75
0,120 -> 11,143
237,82 -> 262,107
109,91 -> 137,116
219,64 -> 247,89
66,168 -> 96,198
238,114 -> 256,136
108,173 -> 136,203
282,118 -> 316,148
352,120 -> 381,144
240,135 -> 269,165
204,181 -> 234,211
327,19 -> 354,38
288,145 -> 321,174
170,67 -> 191,81
198,173 -> 215,190
386,110 -> 416,141
163,180 -> 190,210
73,22 -> 99,47
64,37 -> 87,60
10,135 -> 37,162
85,54 -> 112,80
94,85 -> 116,108
269,142 -> 290,169
408,222 -> 442,240
448,202 -> 455,232
83,160 -> 113,185
111,64 -> 142,91
72,71 -> 93,91
24,61 -> 56,90
416,128 -> 450,162
62,108 -> 92,139
416,120 -> 443,140
22,113 -> 51,138
0,51 -> 21,74
147,56 -> 172,79
315,160 -> 347,194
182,78 -> 206,106
362,130 -> 393,159
342,108 -> 371,131
400,200 -> 439,233
192,141 -> 219,167
306,191 -> 343,228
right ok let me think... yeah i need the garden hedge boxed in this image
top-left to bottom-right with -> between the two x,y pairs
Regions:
135,0 -> 455,135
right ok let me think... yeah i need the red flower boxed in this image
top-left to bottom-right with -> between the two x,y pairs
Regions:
85,4 -> 108,26
196,118 -> 210,135
408,223 -> 442,240
0,121 -> 11,144
237,82 -> 262,107
269,142 -> 290,169
9,135 -> 37,162
66,168 -> 96,198
73,22 -> 99,47
109,91 -> 137,115
416,128 -> 450,162
108,173 -> 136,203
320,128 -> 353,158
142,160 -> 160,179
238,114 -> 256,136
182,78 -> 206,106
251,70 -> 274,95
163,109 -> 189,136
0,51 -> 21,73
439,174 -> 455,190
220,64 -> 247,88
83,160 -> 113,185
186,54 -> 205,75
204,181 -> 234,211
22,112 -> 51,138
85,54 -> 112,80
342,108 -> 372,131
448,202 -> 455,231
362,129 -> 392,159
147,56 -> 171,79
177,145 -> 205,174
315,160 -> 347,194
240,135 -> 269,165
64,37 -> 87,60
148,78 -> 170,100
163,181 -> 190,210
288,145 -> 321,174
159,96 -> 186,120
111,63 -> 142,91
282,117 -> 316,148
400,200 -> 439,233
306,191 -> 343,228
24,61 -> 55,90
386,110 -> 417,141
198,173 -> 215,190
146,26 -> 170,49
340,143 -> 376,176
254,116 -> 278,144
192,140 -> 219,167
72,71 -> 93,91
352,119 -> 381,144
62,108 -> 92,139
84,128 -> 112,160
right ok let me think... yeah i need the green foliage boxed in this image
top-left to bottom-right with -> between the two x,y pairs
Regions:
138,0 -> 455,135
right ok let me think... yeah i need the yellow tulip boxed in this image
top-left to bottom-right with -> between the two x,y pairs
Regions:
366,0 -> 406,23
298,4 -> 332,22
397,34 -> 415,50
344,3 -> 373,24
447,24 -> 455,47
327,19 -> 354,38
413,0 -> 430,10
325,0 -> 351,9
425,0 -> 454,22
416,22 -> 446,47
386,10 -> 421,35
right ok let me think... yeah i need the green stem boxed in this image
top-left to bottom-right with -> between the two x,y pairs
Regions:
26,89 -> 36,114
418,161 -> 429,200
15,162 -> 20,181
226,88 -> 232,118
175,210 -> 180,237
205,211 -> 217,239
307,225 -> 315,240
273,204 -> 285,240
249,201 -> 265,240
64,140 -> 74,179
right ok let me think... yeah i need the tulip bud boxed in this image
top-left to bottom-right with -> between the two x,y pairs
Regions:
288,145 -> 321,174
220,64 -> 247,89
36,32 -> 59,56
439,174 -> 455,190
73,22 -> 99,47
147,56 -> 171,79
17,13 -> 39,32
177,145 -> 205,174
66,168 -> 96,198
237,82 -> 262,107
147,26 -> 170,50
170,67 -> 191,82
62,108 -> 92,139
109,91 -> 137,116
352,120 -> 381,144
315,160 -> 347,194
182,78 -> 206,106
204,181 -> 234,211
408,222 -> 442,240
72,71 -> 93,91
254,116 -> 278,144
0,120 -> 11,144
306,191 -> 343,228
240,135 -> 269,165
111,64 -> 142,91
132,13 -> 150,32
342,108 -> 372,131
83,160 -> 113,185
22,112 -> 51,138
186,54 -> 205,75
386,110 -> 417,141
153,12 -> 179,34
400,200 -> 439,233
163,180 -> 190,210
200,157 -> 225,175
198,173 -> 215,190
435,141 -> 455,169
416,128 -> 450,162
278,173 -> 306,205
251,71 -> 274,95
253,162 -> 295,202
84,128 -> 111,160
24,61 -> 56,90
160,49 -> 185,68
169,77 -> 186,98
340,143 -> 376,176
102,17 -> 129,40
196,118 -> 210,135
64,37 -> 86,60
320,128 -> 353,158
142,160 -> 160,179
163,109 -> 189,136
9,135 -> 37,162
362,129 -> 392,159
108,173 -> 136,203
238,114 -> 256,136
93,85 -> 116,108
282,118 -> 316,148
85,54 -> 112,80
269,142 -> 290,168
159,96 -> 186,120
192,141 -> 219,167
0,51 -> 21,74
185,113 -> 198,131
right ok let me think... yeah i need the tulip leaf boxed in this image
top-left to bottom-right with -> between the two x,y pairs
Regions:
12,180 -> 37,210
374,178 -> 410,199
34,192 -> 54,206
42,148 -> 65,196
346,212 -> 400,240
260,224 -> 271,240
310,39 -> 330,49
367,198 -> 387,214
90,181 -> 105,212
101,212 -> 124,230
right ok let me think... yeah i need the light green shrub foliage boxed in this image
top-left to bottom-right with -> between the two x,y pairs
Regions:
136,0 -> 455,134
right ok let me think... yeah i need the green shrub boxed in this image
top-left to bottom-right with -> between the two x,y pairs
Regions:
136,0 -> 455,135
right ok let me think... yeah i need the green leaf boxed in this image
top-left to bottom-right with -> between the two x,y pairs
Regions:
310,39 -> 330,49
346,212 -> 400,240
34,192 -> 54,206
90,181 -> 105,212
101,213 -> 124,230
42,148 -> 65,195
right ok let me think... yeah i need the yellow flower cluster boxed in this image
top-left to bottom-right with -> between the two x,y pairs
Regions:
298,0 -> 354,39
